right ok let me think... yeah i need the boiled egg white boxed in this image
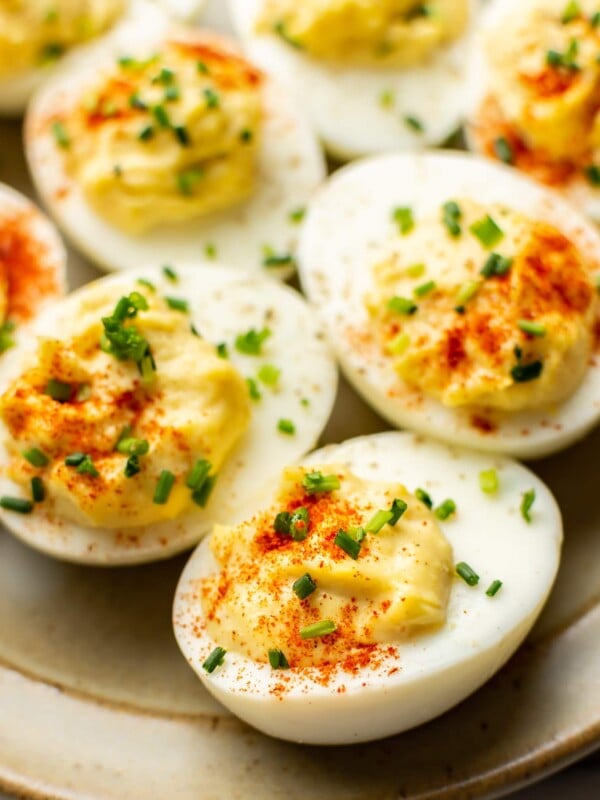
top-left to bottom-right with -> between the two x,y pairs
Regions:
227,0 -> 480,160
297,151 -> 600,459
173,431 -> 562,745
0,181 -> 66,332
0,263 -> 337,565
24,13 -> 325,277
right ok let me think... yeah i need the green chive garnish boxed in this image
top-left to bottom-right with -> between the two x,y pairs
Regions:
389,498 -> 408,524
470,215 -> 504,249
393,206 -> 414,235
511,360 -> 543,383
154,470 -> 175,504
76,455 -> 99,477
585,165 -> 600,185
262,252 -> 294,268
334,529 -> 362,560
51,121 -> 70,149
197,61 -> 210,73
191,475 -> 217,507
442,201 -> 462,237
164,296 -> 189,312
521,489 -> 535,523
479,468 -> 499,494
494,136 -> 514,164
455,280 -> 480,308
299,620 -> 336,639
486,579 -> 503,597
176,167 -> 203,196
64,452 -> 86,467
173,125 -> 189,146
365,509 -> 393,533
186,459 -> 211,491
379,89 -> 394,108
268,649 -> 290,669
415,488 -> 433,508
273,507 -> 309,540
257,364 -> 280,386
406,263 -> 426,278
414,280 -> 436,298
388,296 -> 418,315
289,207 -> 306,224
247,378 -> 261,401
434,499 -> 456,520
403,114 -> 424,132
31,477 -> 45,503
204,88 -> 220,108
561,1 -> 581,23
137,278 -> 156,292
292,573 -> 317,599
162,265 -> 178,282
45,379 -> 72,402
116,437 -> 149,456
480,252 -> 513,278
216,342 -> 228,359
235,327 -> 271,355
204,243 -> 217,259
0,320 -> 15,354
0,496 -> 34,514
277,418 -> 295,435
151,104 -> 170,128
124,455 -> 140,477
138,125 -> 154,142
456,562 -> 480,586
202,646 -> 226,673
302,471 -> 340,494
388,332 -> 411,354
518,319 -> 546,337
239,128 -> 253,143
22,448 -> 49,467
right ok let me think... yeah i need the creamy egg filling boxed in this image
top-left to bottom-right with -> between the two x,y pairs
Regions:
0,0 -> 125,78
257,0 -> 469,67
52,38 -> 263,233
476,0 -> 600,185
0,282 -> 250,528
366,199 -> 597,411
201,466 -> 453,668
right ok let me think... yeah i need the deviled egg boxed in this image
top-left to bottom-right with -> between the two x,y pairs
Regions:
25,17 -> 325,276
173,431 -> 562,744
0,0 -> 205,116
0,264 -> 337,565
298,151 -> 600,458
466,0 -> 600,222
228,0 -> 480,159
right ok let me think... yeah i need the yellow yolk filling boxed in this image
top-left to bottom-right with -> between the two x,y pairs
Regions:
201,466 -> 453,668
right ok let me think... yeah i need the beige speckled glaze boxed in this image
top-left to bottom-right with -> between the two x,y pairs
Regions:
0,1 -> 599,792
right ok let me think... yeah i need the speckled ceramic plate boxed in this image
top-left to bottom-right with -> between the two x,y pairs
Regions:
0,2 -> 599,796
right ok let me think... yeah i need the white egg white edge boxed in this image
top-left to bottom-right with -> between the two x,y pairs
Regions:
0,263 -> 338,566
228,0 -> 481,161
297,150 -> 600,460
464,0 -> 600,223
173,430 -> 563,745
0,0 -> 196,117
23,11 -> 326,278
0,181 -> 67,324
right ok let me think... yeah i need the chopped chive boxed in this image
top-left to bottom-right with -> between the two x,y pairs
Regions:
202,646 -> 226,673
274,510 -> 291,535
300,397 -> 310,407
379,89 -> 394,108
591,11 -> 600,26
0,496 -> 34,514
173,125 -> 189,146
76,455 -> 99,477
116,437 -> 149,456
521,489 -> 535,523
197,60 -> 210,74
300,620 -> 336,639
273,20 -> 304,48
511,360 -> 543,383
414,280 -> 436,297
151,104 -> 170,128
389,498 -> 408,524
153,469 -> 175,504
442,201 -> 462,237
456,562 -> 480,586
64,452 -> 86,467
292,572 -> 317,600
277,418 -> 295,435
455,280 -> 481,307
235,327 -> 271,355
334,528 -> 362,559
479,468 -> 499,494
162,265 -> 178,282
164,296 -> 189,312
137,278 -> 156,292
138,353 -> 156,383
138,125 -> 154,141
246,377 -> 261,401
434,499 -> 456,520
289,506 -> 309,541
365,509 -> 393,533
561,1 -> 581,23
268,649 -> 290,669
129,92 -> 147,110
262,252 -> 294,268
124,454 -> 140,477
192,474 -> 217,507
239,128 -> 253,143
403,114 -> 424,133
387,296 -> 417,315
302,471 -> 340,494
22,448 -> 49,467
289,207 -> 306,224
486,579 -> 503,597
494,136 -> 514,164
406,263 -> 426,278
0,320 -> 15,353
584,165 -> 600,185
470,215 -> 504,249
204,88 -> 220,108
257,364 -> 280,386
480,252 -> 513,278
415,488 -> 433,508
45,379 -> 72,402
51,121 -> 70,149
518,319 -> 546,337
31,477 -> 45,503
348,526 -> 367,543
388,332 -> 411,355
392,206 -> 414,235
204,242 -> 217,259
216,342 -> 228,359
176,166 -> 203,196
186,458 -> 211,491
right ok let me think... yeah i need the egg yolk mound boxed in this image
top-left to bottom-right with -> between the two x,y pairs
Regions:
0,0 -> 125,78
201,466 -> 453,668
0,284 -> 250,528
474,0 -> 600,186
257,0 -> 469,67
54,36 -> 263,233
366,199 -> 597,411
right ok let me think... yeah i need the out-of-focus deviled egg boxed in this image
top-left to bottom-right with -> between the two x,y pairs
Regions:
228,0 -> 480,159
0,0 -> 205,116
298,152 -> 600,459
0,264 -> 337,565
0,182 -> 66,345
173,431 -> 562,745
467,0 -> 600,222
25,15 -> 325,277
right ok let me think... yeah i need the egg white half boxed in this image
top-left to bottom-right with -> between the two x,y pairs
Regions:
297,151 -> 600,459
173,431 -> 562,745
0,182 -> 66,327
465,0 -> 600,223
24,12 -> 325,278
228,0 -> 480,160
0,264 -> 337,565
